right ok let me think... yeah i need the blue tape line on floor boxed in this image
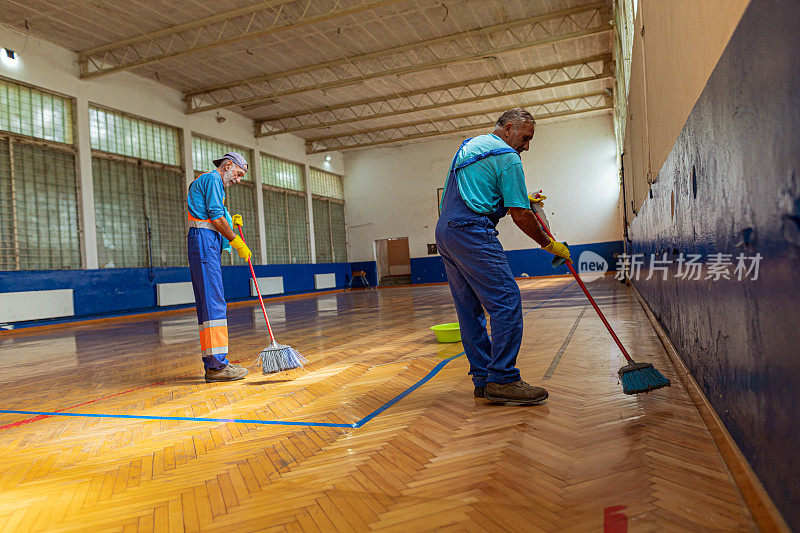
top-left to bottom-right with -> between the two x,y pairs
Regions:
355,352 -> 464,428
0,280 -> 576,430
0,409 -> 357,428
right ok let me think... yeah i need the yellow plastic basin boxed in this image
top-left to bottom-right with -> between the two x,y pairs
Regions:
430,322 -> 461,343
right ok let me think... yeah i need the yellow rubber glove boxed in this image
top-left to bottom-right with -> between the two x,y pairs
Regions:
543,238 -> 571,263
528,191 -> 547,207
229,236 -> 252,261
232,213 -> 244,229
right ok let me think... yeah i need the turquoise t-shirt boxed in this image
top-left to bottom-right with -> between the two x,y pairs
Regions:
445,133 -> 529,214
188,170 -> 227,220
188,169 -> 233,252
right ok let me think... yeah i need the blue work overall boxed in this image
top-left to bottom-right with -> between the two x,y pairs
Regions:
435,139 -> 523,387
187,202 -> 231,371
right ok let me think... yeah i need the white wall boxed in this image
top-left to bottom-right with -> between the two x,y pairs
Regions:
344,113 -> 621,262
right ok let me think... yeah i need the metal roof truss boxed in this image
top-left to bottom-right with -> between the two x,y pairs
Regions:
185,2 -> 611,113
256,54 -> 612,136
304,92 -> 613,153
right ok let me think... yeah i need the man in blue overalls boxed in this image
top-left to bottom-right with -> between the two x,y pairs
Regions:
187,152 -> 253,382
435,108 -> 572,404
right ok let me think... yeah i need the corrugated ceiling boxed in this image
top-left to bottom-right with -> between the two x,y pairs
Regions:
1,0 -> 614,152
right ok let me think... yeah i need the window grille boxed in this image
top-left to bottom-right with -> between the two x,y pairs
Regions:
192,134 -> 253,180
309,167 -> 343,199
93,157 -> 187,268
0,136 -> 81,270
613,0 -> 636,148
262,187 -> 310,264
0,79 -> 73,144
330,201 -> 347,263
90,105 -> 186,268
312,197 -> 347,263
286,193 -> 310,263
261,153 -> 304,191
0,80 -> 80,271
89,106 -> 180,166
312,199 -> 332,263
143,165 -> 188,267
223,182 -> 261,265
310,167 -> 346,263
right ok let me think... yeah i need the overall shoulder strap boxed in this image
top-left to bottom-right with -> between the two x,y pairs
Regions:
448,137 -> 474,171
453,146 -> 518,171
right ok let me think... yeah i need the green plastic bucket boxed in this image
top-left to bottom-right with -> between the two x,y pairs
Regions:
430,322 -> 461,343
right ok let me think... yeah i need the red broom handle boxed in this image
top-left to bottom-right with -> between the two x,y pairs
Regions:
237,226 -> 276,344
532,209 -> 633,363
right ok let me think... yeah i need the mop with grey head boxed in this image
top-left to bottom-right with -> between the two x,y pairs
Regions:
237,226 -> 306,374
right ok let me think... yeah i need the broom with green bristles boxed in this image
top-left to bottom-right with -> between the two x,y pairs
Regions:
237,226 -> 306,374
530,194 -> 670,394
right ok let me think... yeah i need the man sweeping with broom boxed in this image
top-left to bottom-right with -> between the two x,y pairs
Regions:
437,108 -> 669,403
187,152 -> 252,382
436,109 -> 571,404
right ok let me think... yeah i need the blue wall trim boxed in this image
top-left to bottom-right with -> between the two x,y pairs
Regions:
410,240 -> 623,284
0,240 -> 619,326
349,260 -> 378,287
628,0 -> 799,527
0,262 -> 353,326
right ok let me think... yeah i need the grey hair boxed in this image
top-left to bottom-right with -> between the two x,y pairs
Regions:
495,108 -> 535,129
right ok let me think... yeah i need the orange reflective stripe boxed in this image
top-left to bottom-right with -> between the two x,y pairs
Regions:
208,326 -> 228,349
188,211 -> 217,230
188,212 -> 210,223
198,328 -> 210,351
199,325 -> 228,351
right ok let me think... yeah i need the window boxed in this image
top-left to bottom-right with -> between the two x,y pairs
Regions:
91,106 -> 186,268
613,0 -> 637,150
0,79 -> 74,144
309,167 -> 344,199
310,167 -> 347,263
0,80 -> 80,271
260,154 -> 310,264
89,106 -> 180,166
262,153 -> 305,191
192,135 -> 252,180
192,135 -> 259,265
225,181 -> 260,265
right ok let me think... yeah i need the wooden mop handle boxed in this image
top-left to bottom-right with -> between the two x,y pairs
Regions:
531,208 -> 633,363
237,226 -> 276,344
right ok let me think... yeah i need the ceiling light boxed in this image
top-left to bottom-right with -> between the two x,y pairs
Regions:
1,48 -> 19,67
325,155 -> 331,162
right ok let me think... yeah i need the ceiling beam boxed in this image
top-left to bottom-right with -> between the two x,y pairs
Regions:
255,54 -> 612,136
78,0 -> 403,79
185,2 -> 611,114
304,92 -> 612,153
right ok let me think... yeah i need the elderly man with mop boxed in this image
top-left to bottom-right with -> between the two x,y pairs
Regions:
187,152 -> 252,383
435,108 -> 571,404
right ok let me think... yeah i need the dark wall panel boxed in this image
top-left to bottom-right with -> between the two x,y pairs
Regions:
628,0 -> 800,527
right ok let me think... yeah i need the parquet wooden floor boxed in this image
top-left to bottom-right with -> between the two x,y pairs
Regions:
0,276 -> 757,532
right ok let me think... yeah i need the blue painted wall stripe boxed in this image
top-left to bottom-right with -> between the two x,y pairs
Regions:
411,240 -> 623,284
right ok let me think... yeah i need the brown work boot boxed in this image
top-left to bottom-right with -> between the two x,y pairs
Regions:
205,363 -> 248,383
485,380 -> 548,405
